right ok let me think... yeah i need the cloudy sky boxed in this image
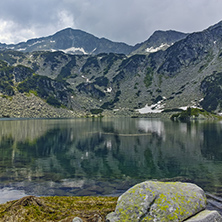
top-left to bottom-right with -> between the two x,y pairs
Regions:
0,0 -> 222,45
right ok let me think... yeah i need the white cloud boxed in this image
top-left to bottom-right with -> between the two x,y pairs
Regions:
0,0 -> 222,44
0,19 -> 15,43
0,19 -> 38,43
58,10 -> 75,29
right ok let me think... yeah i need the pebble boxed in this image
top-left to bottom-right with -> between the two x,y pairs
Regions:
72,217 -> 83,222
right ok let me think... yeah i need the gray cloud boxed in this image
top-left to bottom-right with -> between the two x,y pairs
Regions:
0,0 -> 222,45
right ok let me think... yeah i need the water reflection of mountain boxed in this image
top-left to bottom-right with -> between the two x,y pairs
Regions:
0,118 -> 222,197
0,119 -> 56,142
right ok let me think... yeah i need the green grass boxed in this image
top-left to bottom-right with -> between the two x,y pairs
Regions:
170,107 -> 222,121
144,67 -> 153,88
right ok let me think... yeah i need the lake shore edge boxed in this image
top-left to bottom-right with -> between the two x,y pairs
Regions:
0,191 -> 221,222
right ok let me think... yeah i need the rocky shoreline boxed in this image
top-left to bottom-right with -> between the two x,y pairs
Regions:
1,181 -> 222,222
0,92 -> 174,119
1,92 -> 220,120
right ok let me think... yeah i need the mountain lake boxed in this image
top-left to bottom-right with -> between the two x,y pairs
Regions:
0,117 -> 222,204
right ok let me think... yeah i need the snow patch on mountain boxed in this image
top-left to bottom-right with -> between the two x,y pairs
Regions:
179,99 -> 204,111
91,48 -> 97,53
105,87 -> 112,93
137,99 -> 166,114
60,47 -> 88,55
81,75 -> 90,82
146,43 -> 171,53
17,48 -> 27,51
28,40 -> 44,47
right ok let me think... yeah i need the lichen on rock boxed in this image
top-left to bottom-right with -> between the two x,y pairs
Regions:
185,210 -> 222,222
106,181 -> 207,222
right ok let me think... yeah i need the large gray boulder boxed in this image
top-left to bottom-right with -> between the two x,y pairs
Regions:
106,181 -> 207,222
185,210 -> 222,222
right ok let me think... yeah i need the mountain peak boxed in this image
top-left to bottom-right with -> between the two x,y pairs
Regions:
148,30 -> 188,45
132,30 -> 188,55
1,28 -> 134,55
54,27 -> 95,36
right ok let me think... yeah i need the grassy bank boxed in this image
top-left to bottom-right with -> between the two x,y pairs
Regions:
0,196 -> 118,222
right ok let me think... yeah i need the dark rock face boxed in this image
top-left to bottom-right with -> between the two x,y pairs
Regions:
76,83 -> 106,99
13,65 -> 33,82
17,74 -> 73,107
200,72 -> 222,112
156,32 -> 214,76
0,60 -> 73,109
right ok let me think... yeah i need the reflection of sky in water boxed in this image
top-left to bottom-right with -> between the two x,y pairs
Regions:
0,188 -> 27,203
137,119 -> 204,141
179,123 -> 188,133
137,119 -> 165,140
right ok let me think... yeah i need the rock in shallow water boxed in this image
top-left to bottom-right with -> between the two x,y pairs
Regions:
106,181 -> 207,222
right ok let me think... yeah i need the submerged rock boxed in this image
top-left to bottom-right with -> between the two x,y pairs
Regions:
106,180 -> 207,222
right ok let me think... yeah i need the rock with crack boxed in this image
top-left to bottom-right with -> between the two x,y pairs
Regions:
106,181 -> 207,222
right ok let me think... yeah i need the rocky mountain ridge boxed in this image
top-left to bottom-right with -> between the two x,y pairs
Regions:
0,28 -> 135,55
0,28 -> 187,56
132,30 -> 188,55
1,21 -> 222,117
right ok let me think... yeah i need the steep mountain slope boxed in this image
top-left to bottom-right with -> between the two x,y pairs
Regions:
132,30 -> 188,55
0,59 -> 79,117
1,21 -> 222,117
0,28 -> 135,55
144,20 -> 222,112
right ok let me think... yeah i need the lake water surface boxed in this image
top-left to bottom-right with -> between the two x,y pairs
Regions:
0,117 -> 222,203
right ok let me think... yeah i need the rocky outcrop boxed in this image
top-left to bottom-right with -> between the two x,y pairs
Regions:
106,181 -> 221,222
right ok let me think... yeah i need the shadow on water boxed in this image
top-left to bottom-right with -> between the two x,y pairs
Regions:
0,118 -> 222,206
